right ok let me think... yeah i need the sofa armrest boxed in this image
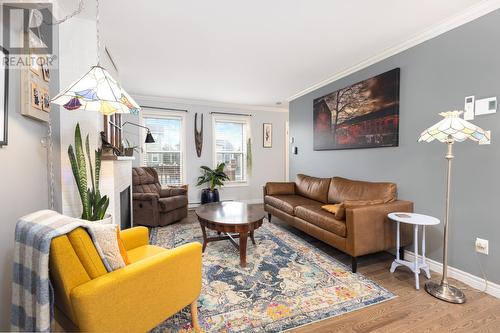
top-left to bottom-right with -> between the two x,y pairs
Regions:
120,226 -> 149,251
160,187 -> 187,197
265,182 -> 295,196
133,193 -> 160,227
70,242 -> 202,333
346,200 -> 413,257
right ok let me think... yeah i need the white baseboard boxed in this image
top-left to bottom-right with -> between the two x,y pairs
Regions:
404,250 -> 500,299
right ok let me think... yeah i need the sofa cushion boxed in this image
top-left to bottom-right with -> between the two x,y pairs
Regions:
295,174 -> 331,203
132,167 -> 161,194
328,177 -> 397,204
127,245 -> 167,264
159,195 -> 188,212
295,205 -> 346,237
50,234 -> 92,324
67,228 -> 107,279
264,195 -> 321,215
266,182 -> 295,195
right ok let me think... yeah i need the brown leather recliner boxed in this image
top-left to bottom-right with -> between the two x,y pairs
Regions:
132,167 -> 188,227
264,174 -> 413,272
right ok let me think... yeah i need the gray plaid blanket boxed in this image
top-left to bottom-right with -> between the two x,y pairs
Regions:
11,210 -> 112,332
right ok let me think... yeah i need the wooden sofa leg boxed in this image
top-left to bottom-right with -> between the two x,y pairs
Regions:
399,246 -> 405,261
351,256 -> 358,273
191,301 -> 201,332
267,213 -> 272,222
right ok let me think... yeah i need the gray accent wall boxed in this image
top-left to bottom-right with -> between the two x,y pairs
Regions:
289,10 -> 500,284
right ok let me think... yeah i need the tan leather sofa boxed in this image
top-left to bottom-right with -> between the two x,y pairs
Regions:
132,167 -> 188,227
264,174 -> 413,272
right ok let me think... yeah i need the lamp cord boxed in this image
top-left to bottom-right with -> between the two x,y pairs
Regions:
40,0 -> 86,211
96,0 -> 101,65
474,248 -> 489,293
47,107 -> 55,210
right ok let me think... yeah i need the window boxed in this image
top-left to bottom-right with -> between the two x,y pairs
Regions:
213,115 -> 250,184
142,114 -> 185,186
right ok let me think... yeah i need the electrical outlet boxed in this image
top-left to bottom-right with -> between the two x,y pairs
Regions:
475,238 -> 489,255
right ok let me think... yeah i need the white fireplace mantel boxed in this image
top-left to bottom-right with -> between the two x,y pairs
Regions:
100,158 -> 134,227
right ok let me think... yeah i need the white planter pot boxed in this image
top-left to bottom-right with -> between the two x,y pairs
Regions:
94,214 -> 112,224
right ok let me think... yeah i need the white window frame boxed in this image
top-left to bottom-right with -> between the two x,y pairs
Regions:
140,110 -> 187,186
212,114 -> 251,187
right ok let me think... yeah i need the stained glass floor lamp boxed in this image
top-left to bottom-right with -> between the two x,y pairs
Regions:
418,110 -> 490,303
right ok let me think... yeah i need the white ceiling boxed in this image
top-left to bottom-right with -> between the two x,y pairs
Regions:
59,0 -> 491,108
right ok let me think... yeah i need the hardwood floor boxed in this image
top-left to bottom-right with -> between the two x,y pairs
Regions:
186,205 -> 500,332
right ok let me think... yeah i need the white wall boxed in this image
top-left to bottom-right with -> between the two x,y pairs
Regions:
0,69 -> 51,330
123,96 -> 289,205
0,20 -> 55,329
58,17 -> 102,217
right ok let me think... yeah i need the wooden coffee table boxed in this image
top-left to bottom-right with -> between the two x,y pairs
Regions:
195,201 -> 265,267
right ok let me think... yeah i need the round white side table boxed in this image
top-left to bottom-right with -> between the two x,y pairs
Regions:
388,212 -> 440,290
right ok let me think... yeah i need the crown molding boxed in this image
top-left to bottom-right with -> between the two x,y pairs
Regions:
132,94 -> 289,113
287,0 -> 500,102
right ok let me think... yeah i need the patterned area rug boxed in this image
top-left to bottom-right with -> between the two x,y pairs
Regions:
151,220 -> 395,333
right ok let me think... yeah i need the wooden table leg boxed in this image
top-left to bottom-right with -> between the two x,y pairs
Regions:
199,222 -> 208,253
239,232 -> 248,267
190,301 -> 201,332
250,231 -> 256,245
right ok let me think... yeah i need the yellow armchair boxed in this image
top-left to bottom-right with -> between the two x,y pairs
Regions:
50,226 -> 202,333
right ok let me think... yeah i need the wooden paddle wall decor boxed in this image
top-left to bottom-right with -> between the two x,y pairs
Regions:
195,113 -> 203,157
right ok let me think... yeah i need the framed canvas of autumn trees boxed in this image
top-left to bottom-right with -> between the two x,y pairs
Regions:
313,68 -> 400,150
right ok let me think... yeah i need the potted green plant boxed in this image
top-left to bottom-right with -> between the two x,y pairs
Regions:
68,123 -> 110,221
122,139 -> 139,157
196,163 -> 230,204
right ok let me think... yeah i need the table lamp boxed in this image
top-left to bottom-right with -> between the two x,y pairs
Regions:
418,110 -> 490,303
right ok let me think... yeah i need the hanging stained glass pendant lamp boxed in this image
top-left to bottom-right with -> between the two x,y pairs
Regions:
52,65 -> 140,114
51,0 -> 140,115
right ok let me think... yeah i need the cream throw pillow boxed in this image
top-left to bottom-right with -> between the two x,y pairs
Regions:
88,223 -> 125,271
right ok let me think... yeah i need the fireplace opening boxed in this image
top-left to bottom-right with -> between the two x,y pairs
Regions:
120,186 -> 131,230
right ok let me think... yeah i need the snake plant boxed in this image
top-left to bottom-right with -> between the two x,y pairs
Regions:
68,123 -> 109,221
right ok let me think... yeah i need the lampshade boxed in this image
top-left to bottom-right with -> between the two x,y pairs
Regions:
418,110 -> 490,144
145,131 -> 155,143
51,66 -> 140,115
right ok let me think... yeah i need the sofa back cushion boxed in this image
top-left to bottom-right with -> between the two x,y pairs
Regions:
133,167 -> 161,194
295,174 -> 330,203
50,230 -> 94,323
266,182 -> 295,195
67,228 -> 108,279
328,177 -> 397,204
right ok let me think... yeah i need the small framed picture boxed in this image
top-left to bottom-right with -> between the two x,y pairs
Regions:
41,88 -> 50,112
41,63 -> 50,82
263,123 -> 272,148
31,82 -> 42,110
30,56 -> 40,76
